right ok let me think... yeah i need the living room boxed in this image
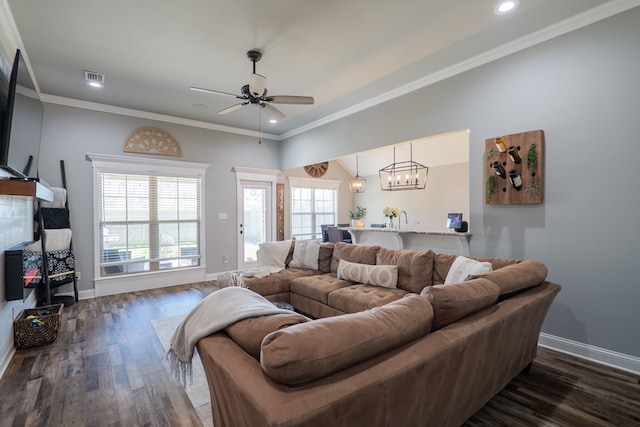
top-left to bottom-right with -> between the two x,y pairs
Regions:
1,0 -> 639,424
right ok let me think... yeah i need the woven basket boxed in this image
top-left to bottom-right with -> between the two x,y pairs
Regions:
13,304 -> 63,349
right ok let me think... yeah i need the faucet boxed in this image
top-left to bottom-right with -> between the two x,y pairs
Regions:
400,210 -> 408,229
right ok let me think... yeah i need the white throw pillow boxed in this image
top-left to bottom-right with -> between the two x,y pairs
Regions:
257,240 -> 293,273
289,240 -> 320,270
337,259 -> 398,289
444,256 -> 493,285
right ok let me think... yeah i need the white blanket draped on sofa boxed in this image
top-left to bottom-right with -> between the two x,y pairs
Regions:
167,286 -> 291,386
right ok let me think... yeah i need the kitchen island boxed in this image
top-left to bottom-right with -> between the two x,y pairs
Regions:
341,227 -> 472,256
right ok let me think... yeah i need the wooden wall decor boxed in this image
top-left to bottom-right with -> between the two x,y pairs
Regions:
276,183 -> 285,241
484,129 -> 544,204
123,127 -> 183,157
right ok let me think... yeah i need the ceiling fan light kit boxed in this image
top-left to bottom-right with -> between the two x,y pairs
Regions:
190,49 -> 314,122
249,73 -> 267,97
379,144 -> 428,191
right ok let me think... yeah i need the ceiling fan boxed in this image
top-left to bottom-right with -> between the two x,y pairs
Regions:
190,50 -> 314,121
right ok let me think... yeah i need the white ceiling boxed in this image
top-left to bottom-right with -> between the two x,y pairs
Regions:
5,0 -> 617,141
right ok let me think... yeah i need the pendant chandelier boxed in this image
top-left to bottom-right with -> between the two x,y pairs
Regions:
379,144 -> 428,191
348,155 -> 367,193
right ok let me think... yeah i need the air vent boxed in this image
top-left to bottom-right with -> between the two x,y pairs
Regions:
84,70 -> 105,87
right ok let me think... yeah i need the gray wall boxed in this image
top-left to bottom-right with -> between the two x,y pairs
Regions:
37,104 -> 280,291
281,8 -> 640,357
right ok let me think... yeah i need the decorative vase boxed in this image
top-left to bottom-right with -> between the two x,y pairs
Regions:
387,216 -> 395,229
351,219 -> 364,228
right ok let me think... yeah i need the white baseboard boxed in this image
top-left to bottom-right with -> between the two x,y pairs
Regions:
55,288 -> 95,300
58,272 -> 219,300
539,332 -> 640,375
0,347 -> 15,381
205,271 -> 232,281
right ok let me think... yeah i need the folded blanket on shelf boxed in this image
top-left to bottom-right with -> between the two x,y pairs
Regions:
40,187 -> 67,209
25,228 -> 72,252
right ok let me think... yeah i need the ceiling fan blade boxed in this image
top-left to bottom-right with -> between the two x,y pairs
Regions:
217,103 -> 247,115
190,86 -> 241,99
249,74 -> 267,97
265,95 -> 314,105
259,103 -> 286,121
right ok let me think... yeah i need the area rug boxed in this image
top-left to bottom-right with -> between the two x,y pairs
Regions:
151,315 -> 213,427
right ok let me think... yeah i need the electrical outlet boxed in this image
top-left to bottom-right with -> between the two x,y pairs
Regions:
75,271 -> 81,280
223,255 -> 229,264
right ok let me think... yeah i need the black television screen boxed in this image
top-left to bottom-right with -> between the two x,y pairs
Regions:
0,49 -> 43,179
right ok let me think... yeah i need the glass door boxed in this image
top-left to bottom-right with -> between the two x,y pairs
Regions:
238,180 -> 273,270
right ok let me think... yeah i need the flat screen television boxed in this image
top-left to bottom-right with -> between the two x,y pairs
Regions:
0,49 -> 44,180
447,213 -> 463,230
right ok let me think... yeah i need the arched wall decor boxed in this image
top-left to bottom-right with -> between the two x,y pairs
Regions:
123,127 -> 183,157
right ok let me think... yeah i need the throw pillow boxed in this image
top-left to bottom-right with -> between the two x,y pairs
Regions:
467,260 -> 547,295
444,256 -> 492,284
422,278 -> 500,330
260,294 -> 433,385
257,240 -> 293,273
337,259 -> 398,289
289,240 -> 320,270
224,312 -> 309,360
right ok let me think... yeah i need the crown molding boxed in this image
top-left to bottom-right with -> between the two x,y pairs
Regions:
6,0 -> 640,142
279,0 -> 640,140
40,94 -> 279,140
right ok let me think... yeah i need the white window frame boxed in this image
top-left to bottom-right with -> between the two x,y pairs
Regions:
87,153 -> 208,297
288,176 -> 340,241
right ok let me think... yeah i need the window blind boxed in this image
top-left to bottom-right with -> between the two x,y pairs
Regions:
97,172 -> 201,276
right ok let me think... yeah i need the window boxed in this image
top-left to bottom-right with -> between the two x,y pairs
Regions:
88,154 -> 208,294
289,177 -> 340,240
98,173 -> 200,276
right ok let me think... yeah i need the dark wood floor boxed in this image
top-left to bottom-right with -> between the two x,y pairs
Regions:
1,282 -> 639,427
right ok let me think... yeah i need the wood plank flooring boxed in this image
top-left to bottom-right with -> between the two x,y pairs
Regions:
1,282 -> 639,427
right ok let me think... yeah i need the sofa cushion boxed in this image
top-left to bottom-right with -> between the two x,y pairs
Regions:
337,259 -> 398,289
290,273 -> 353,305
444,256 -> 492,284
318,243 -> 334,273
246,268 -> 317,297
289,239 -> 320,270
224,312 -> 309,360
260,294 -> 433,385
433,254 -> 520,285
421,278 -> 500,330
468,260 -> 548,296
328,284 -> 408,313
376,248 -> 435,293
474,257 -> 522,270
330,242 -> 380,273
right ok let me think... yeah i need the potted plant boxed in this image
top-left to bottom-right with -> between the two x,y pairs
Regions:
347,205 -> 367,227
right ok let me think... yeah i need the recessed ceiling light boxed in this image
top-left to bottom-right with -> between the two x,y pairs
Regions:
269,119 -> 278,124
494,0 -> 520,15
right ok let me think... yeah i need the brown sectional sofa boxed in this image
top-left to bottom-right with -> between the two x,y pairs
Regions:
197,242 -> 561,427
